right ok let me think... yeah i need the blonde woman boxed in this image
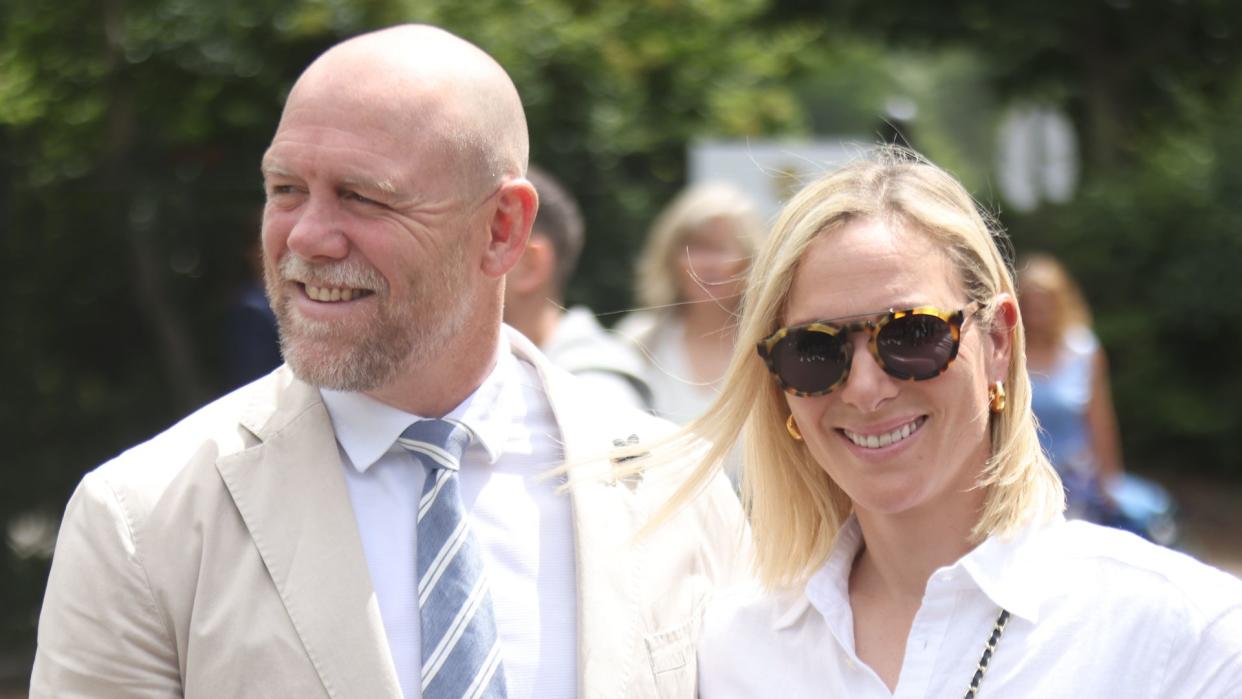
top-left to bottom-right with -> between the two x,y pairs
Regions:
641,147 -> 1242,696
617,183 -> 764,427
1016,253 -> 1126,519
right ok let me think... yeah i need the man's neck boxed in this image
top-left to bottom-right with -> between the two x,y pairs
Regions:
365,318 -> 502,417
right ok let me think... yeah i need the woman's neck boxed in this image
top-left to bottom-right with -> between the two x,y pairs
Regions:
845,468 -> 990,690
850,495 -> 984,604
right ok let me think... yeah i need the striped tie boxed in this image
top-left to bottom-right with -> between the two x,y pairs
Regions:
398,419 -> 508,699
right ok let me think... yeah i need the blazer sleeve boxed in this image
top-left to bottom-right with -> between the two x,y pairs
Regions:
30,471 -> 183,698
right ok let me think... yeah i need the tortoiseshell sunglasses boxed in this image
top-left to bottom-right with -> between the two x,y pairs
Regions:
757,303 -> 980,397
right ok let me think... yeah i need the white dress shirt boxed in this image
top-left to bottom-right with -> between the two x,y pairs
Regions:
324,336 -> 576,699
700,515 -> 1242,698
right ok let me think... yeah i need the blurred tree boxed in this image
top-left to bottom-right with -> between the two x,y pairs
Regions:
0,0 -> 811,664
770,0 -> 1242,172
766,0 -> 1242,481
1011,71 -> 1242,478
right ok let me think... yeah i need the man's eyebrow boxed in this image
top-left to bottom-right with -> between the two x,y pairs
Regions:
260,161 -> 397,196
260,160 -> 292,178
341,174 -> 397,196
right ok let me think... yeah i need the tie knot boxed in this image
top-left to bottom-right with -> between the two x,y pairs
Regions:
397,419 -> 474,472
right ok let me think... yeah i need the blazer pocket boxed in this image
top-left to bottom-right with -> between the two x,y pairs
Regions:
644,616 -> 700,699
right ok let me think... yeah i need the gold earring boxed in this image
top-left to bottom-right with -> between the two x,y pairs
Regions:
988,381 -> 1007,413
786,414 -> 804,441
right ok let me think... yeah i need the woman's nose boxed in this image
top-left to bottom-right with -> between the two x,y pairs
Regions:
837,333 -> 899,413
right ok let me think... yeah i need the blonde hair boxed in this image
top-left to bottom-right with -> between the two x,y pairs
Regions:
634,182 -> 765,309
631,146 -> 1064,589
1016,252 -> 1092,344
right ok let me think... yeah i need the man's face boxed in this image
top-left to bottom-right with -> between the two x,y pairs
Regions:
259,95 -> 484,392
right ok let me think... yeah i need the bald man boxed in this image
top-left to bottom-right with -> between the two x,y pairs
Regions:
31,25 -> 743,699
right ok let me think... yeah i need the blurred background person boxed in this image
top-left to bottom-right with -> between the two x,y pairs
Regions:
618,182 -> 763,426
1018,252 -> 1177,544
223,236 -> 282,389
504,166 -> 652,412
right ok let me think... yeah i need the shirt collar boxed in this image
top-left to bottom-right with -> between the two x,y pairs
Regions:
952,514 -> 1064,623
786,516 -> 862,630
321,334 -> 519,472
788,513 -> 1063,631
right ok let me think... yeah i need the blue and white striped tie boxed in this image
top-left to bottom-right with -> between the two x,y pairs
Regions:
398,419 -> 508,699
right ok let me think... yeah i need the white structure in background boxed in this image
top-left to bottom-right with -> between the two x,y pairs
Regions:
688,139 -> 865,227
996,104 -> 1080,213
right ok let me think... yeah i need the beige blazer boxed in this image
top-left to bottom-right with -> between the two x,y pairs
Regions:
31,329 -> 745,698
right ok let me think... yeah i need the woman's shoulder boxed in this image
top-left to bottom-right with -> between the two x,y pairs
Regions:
1059,521 -> 1242,692
1046,520 -> 1242,625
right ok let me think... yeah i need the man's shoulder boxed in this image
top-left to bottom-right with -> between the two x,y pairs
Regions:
89,367 -> 308,515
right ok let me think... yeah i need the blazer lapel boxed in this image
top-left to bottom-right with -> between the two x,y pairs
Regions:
217,374 -> 402,698
508,329 -> 647,697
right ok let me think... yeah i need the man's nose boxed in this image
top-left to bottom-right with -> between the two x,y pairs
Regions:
837,333 -> 899,413
285,194 -> 350,261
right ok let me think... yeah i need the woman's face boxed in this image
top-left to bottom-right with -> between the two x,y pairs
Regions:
1016,279 -> 1058,340
782,218 -> 1012,522
675,217 -> 750,309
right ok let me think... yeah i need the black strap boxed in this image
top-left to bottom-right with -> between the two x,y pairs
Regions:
963,608 -> 1011,698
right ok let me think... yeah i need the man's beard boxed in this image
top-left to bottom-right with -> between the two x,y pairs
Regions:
265,249 -> 472,392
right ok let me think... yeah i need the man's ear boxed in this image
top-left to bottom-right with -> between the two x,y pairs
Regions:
988,292 -> 1020,383
507,235 -> 555,295
481,178 -> 538,278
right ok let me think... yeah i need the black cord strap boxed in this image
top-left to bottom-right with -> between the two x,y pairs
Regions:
963,608 -> 1011,698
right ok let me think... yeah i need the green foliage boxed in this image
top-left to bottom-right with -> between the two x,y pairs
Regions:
1009,72 -> 1242,477
781,0 -> 1242,170
787,0 -> 1242,478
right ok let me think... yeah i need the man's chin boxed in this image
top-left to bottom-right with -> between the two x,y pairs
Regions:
281,341 -> 399,393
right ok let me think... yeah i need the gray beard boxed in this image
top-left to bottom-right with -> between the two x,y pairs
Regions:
266,252 -> 472,392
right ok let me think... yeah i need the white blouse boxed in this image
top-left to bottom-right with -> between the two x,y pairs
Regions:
699,516 -> 1242,698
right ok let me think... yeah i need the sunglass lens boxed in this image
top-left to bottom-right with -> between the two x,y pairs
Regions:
876,315 -> 956,380
772,329 -> 848,394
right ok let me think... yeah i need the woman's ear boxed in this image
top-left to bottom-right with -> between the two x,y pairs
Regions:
481,178 -> 538,278
987,292 -> 1020,382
